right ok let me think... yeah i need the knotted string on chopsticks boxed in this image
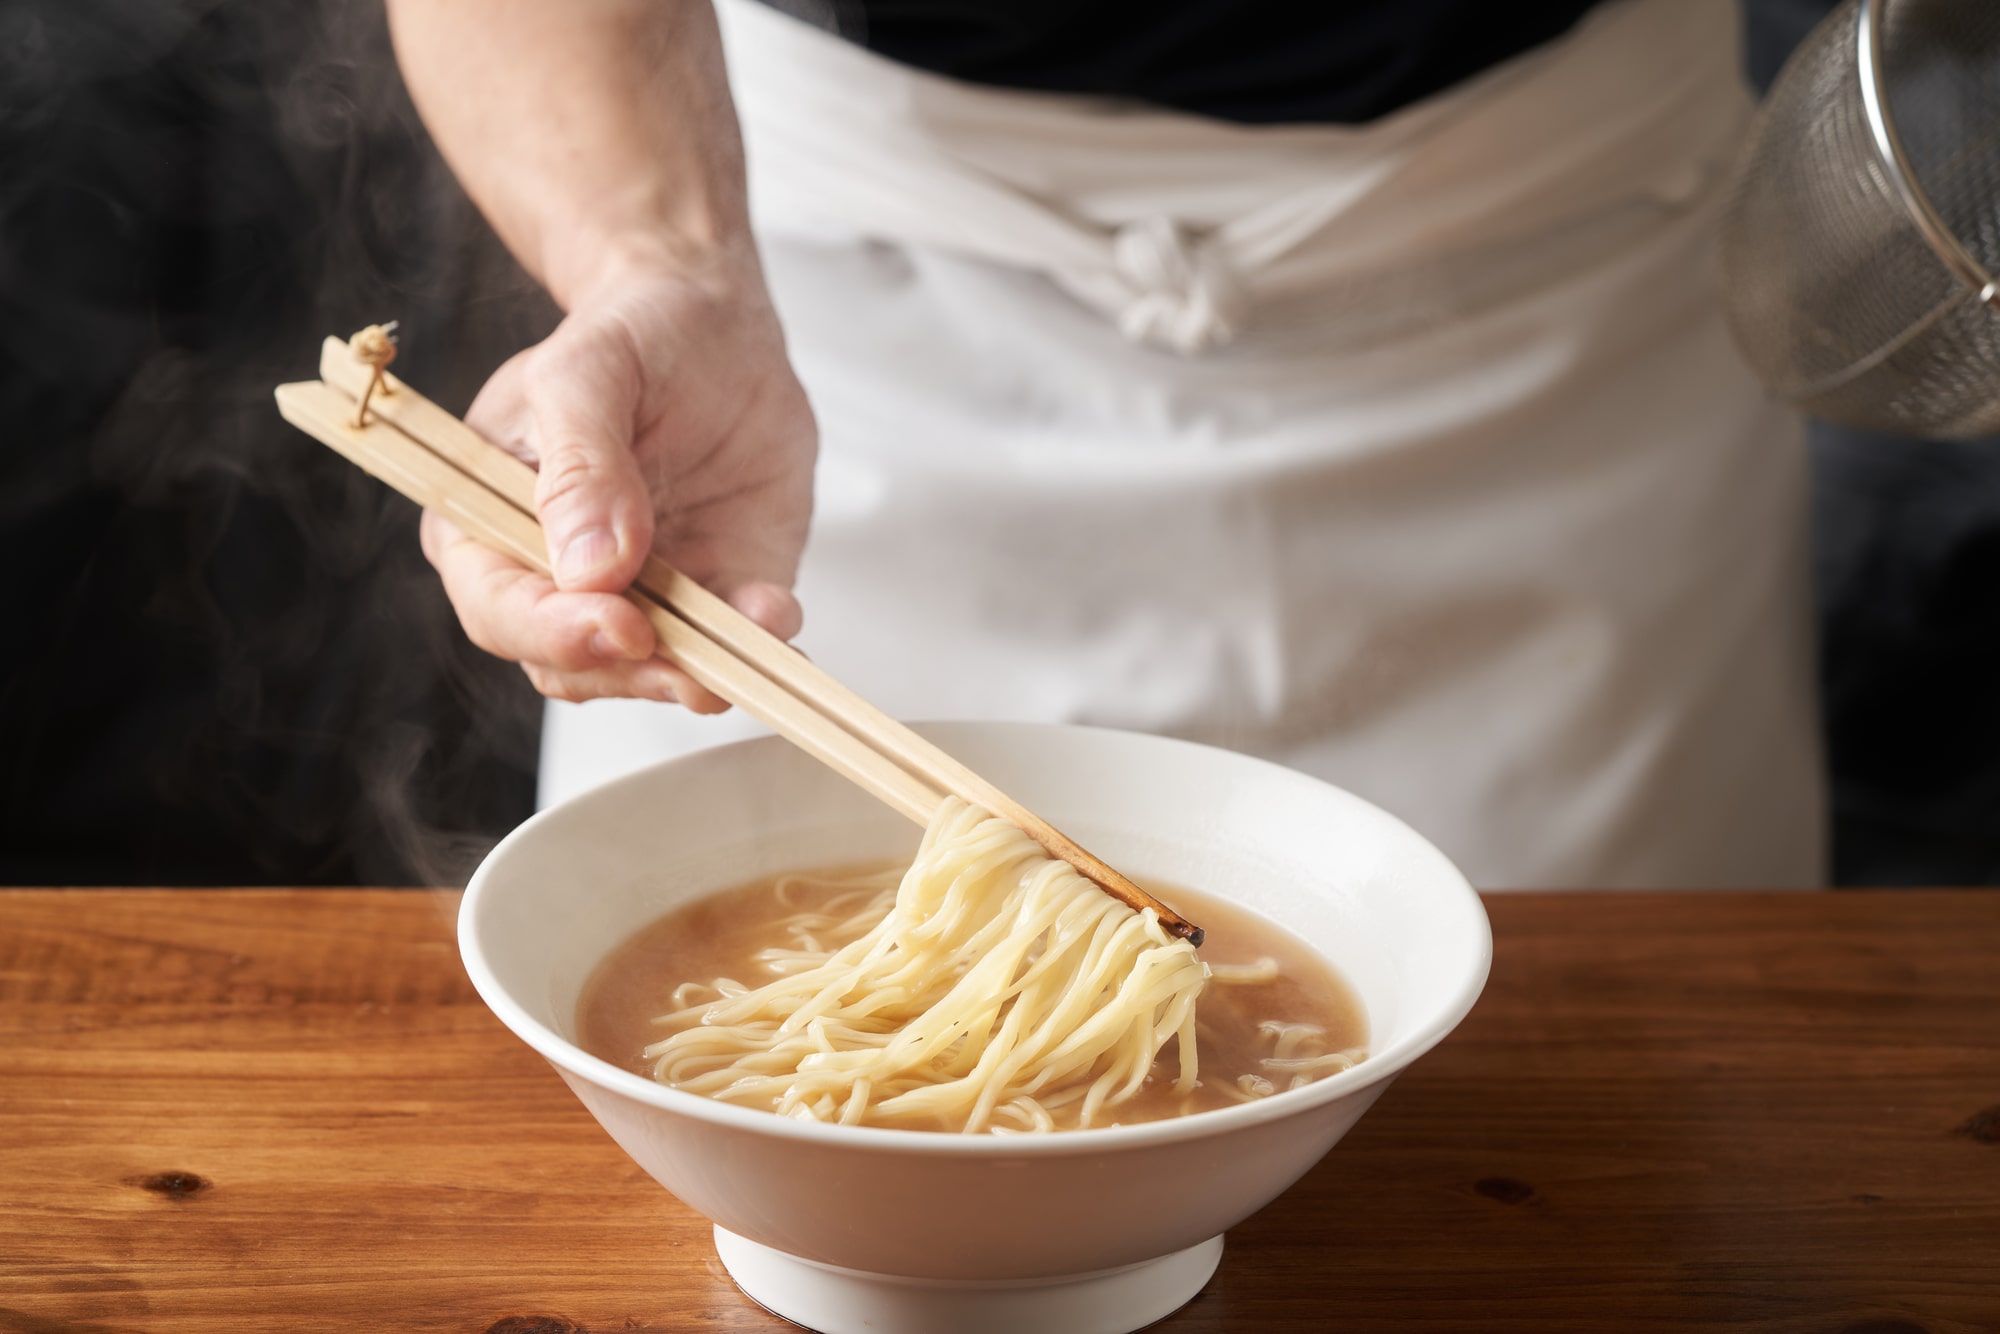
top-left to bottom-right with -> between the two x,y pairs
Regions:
347,322 -> 399,428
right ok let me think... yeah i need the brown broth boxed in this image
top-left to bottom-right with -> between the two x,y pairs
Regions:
576,864 -> 1367,1132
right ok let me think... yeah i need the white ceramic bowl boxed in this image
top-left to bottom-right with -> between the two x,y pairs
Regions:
460,722 -> 1490,1334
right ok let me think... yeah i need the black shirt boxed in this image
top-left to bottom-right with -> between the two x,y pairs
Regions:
789,0 -> 1611,124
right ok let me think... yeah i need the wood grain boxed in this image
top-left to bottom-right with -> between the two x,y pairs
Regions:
1,889 -> 1996,1333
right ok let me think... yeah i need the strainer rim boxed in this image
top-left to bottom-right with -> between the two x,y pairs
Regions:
1858,0 -> 2000,305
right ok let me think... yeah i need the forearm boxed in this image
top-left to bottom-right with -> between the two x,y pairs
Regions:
386,0 -> 750,308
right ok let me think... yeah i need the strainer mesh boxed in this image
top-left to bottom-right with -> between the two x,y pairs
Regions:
1720,0 -> 2000,437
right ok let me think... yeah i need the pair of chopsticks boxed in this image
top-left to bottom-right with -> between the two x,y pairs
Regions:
275,330 -> 1203,946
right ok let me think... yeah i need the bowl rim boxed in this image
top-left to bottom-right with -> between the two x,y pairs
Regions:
460,720 -> 1492,1157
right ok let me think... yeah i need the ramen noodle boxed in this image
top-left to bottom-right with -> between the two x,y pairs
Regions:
578,798 -> 1366,1133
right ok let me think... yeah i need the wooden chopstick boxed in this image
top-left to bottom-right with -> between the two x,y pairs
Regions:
276,380 -> 941,825
293,339 -> 1205,946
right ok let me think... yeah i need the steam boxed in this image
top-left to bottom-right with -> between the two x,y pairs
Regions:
2,0 -> 557,886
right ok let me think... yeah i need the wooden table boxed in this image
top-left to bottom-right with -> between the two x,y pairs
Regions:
2,889 -> 1996,1333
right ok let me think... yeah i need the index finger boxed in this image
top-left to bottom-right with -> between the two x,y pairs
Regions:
421,510 -> 729,711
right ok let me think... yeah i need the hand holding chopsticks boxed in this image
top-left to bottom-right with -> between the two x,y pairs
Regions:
277,332 -> 1204,945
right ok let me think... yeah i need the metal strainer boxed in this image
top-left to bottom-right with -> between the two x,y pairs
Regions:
1719,0 -> 2000,437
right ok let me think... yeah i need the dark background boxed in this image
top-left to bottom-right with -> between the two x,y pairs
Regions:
1,0 -> 1993,887
0,0 -> 552,886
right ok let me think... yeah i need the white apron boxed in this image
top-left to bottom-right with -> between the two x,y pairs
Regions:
540,0 -> 1826,888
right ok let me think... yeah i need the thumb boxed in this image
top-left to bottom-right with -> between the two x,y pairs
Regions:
526,328 -> 656,593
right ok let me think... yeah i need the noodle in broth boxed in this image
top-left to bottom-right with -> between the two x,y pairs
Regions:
578,798 -> 1366,1134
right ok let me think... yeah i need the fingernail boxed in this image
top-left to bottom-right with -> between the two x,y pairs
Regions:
557,526 -> 616,585
641,665 -> 679,703
589,630 -> 630,661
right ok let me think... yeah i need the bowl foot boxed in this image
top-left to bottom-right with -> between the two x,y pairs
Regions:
713,1226 -> 1224,1334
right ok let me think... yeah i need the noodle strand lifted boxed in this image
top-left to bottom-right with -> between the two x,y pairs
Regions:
644,799 -> 1210,1133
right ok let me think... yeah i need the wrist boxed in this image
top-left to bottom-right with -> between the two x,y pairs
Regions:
544,182 -> 757,311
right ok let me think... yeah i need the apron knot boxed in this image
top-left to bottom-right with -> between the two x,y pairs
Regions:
1110,216 -> 1247,355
